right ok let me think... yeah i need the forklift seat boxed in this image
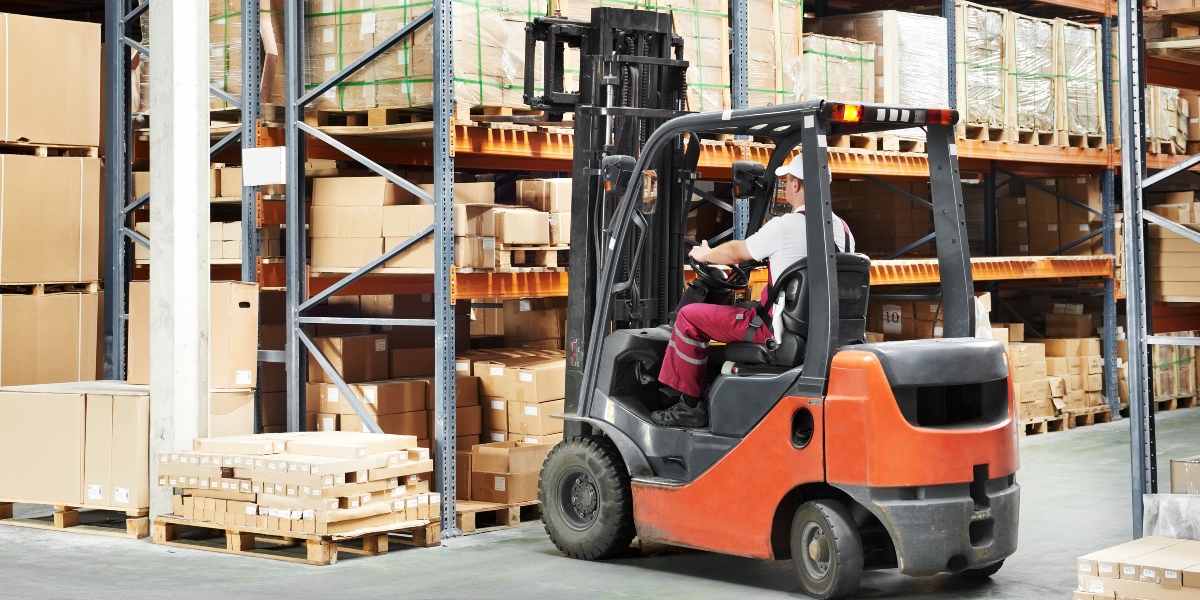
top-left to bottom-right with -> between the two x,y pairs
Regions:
723,253 -> 871,367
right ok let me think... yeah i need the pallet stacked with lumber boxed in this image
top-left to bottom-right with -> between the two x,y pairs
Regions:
154,432 -> 441,564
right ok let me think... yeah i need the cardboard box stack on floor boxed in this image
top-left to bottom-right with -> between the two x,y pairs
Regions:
1008,342 -> 1054,421
470,441 -> 553,504
160,432 -> 439,535
309,176 -> 506,271
0,15 -> 103,386
1152,332 -> 1198,400
127,281 -> 259,436
1075,536 -> 1200,599
1044,337 -> 1105,412
461,347 -> 568,448
0,382 -> 150,510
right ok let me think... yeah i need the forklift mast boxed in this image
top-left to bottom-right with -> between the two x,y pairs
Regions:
525,8 -> 693,432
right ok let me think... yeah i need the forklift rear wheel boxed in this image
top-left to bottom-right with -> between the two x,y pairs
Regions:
959,560 -> 1004,579
539,436 -> 636,561
790,500 -> 864,600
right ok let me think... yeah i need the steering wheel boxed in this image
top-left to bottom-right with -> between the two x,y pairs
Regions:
688,256 -> 750,291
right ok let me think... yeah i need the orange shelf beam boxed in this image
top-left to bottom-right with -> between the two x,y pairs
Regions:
746,255 -> 1113,287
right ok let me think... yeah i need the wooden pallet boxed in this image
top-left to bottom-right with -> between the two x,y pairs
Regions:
1155,393 -> 1198,412
1148,140 -> 1180,155
152,515 -> 439,565
0,501 -> 149,539
1063,405 -> 1114,428
1019,415 -> 1068,436
455,500 -> 541,535
876,135 -> 925,154
0,281 -> 100,295
1066,132 -> 1106,150
1016,129 -> 1060,146
211,104 -> 283,124
0,140 -> 98,158
957,123 -> 1014,143
497,244 -> 570,269
825,134 -> 876,151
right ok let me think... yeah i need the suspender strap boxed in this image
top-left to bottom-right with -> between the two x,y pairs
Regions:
744,314 -> 767,341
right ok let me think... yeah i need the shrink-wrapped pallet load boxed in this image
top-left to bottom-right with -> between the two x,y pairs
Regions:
1009,13 -> 1056,134
955,1 -> 1009,130
787,34 -> 875,105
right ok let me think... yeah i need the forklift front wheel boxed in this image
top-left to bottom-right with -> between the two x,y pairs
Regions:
790,500 -> 864,600
539,436 -> 636,561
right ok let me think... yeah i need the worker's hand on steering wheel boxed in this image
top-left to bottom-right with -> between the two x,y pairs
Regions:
688,240 -> 714,263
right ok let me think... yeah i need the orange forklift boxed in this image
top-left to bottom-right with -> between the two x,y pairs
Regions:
526,12 -> 1018,599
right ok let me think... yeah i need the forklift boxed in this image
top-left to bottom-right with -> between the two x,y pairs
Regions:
524,10 -> 1019,599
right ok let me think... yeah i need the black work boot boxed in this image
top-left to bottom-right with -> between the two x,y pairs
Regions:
651,398 -> 708,428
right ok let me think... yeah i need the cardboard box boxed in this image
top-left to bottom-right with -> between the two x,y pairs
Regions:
312,176 -> 414,206
456,451 -> 472,500
493,208 -> 550,246
506,399 -> 566,436
315,379 -> 427,415
1048,376 -> 1066,398
506,359 -> 566,403
1047,357 -> 1070,377
1172,456 -> 1200,494
1079,338 -> 1102,356
311,237 -> 384,270
517,179 -> 572,212
1046,313 -> 1095,338
311,206 -> 386,238
1013,380 -> 1051,403
0,156 -> 100,283
1017,397 -> 1056,420
219,167 -> 242,197
0,292 -> 100,386
550,212 -> 571,246
1010,361 -> 1048,384
0,14 -> 100,147
391,348 -> 435,378
1044,338 -> 1083,357
418,182 -> 494,204
1007,343 -> 1046,367
513,432 -> 564,446
128,282 -> 258,388
472,471 -> 539,504
307,334 -> 389,384
210,389 -> 254,437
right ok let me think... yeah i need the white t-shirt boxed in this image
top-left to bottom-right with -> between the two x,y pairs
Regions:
744,208 -> 855,285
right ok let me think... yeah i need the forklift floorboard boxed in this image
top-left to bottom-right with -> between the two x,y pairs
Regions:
2,407 -> 1192,599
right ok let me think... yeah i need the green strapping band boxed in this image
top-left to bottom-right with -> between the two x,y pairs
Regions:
1153,356 -> 1194,370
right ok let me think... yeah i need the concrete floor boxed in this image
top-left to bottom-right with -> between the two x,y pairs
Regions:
3,409 -> 1199,600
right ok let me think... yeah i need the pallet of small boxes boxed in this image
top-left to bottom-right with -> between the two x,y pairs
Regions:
155,432 -> 441,564
1075,536 -> 1200,599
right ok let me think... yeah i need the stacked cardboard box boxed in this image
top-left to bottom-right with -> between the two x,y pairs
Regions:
460,348 -> 567,446
1147,201 -> 1200,301
0,382 -> 149,510
831,180 -> 933,258
502,298 -> 567,350
517,179 -> 572,247
1008,342 -> 1055,420
211,222 -> 244,261
470,441 -> 553,504
1045,337 -> 1104,411
1152,332 -> 1198,400
1075,536 -> 1200,599
997,176 -> 1101,257
160,432 -> 439,535
1172,456 -> 1200,494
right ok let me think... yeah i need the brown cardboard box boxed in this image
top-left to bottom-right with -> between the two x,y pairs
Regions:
1079,338 -> 1102,356
343,410 -> 429,439
219,167 -> 242,197
1018,397 -> 1056,420
506,359 -> 566,403
0,292 -> 100,386
315,379 -> 427,415
550,212 -> 571,246
1012,380 -> 1051,403
0,15 -> 100,147
311,237 -> 383,270
1028,223 -> 1060,255
1010,361 -> 1048,384
1007,343 -> 1046,367
0,156 -> 100,283
472,471 -> 540,504
411,374 -> 479,409
316,412 -> 340,431
1078,536 -> 1189,580
210,389 -> 254,437
511,432 -> 564,446
457,404 -> 483,437
307,334 -> 389,384
311,206 -> 387,238
1048,376 -> 1066,398
517,179 -> 572,213
1044,338 -> 1083,357
1086,355 -> 1104,374
391,348 -> 435,377
312,176 -> 414,206
418,182 -> 494,204
482,396 -> 507,431
506,399 -> 566,436
1172,456 -> 1200,494
1045,313 -> 1095,338
128,282 -> 258,388
1084,374 -> 1103,392
1047,357 -> 1070,377
456,451 -> 472,500
493,208 -> 550,246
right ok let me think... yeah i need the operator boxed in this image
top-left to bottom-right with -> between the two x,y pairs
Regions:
652,157 -> 855,427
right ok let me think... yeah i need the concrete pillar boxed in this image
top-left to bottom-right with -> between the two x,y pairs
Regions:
147,0 -> 211,518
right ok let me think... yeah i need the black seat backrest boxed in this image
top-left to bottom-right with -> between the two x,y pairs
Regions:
772,253 -> 872,349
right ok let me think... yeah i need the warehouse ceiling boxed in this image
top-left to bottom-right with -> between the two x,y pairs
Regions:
0,0 -> 103,22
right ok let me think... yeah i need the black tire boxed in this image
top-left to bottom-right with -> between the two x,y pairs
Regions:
959,560 -> 1004,579
539,435 -> 636,560
789,500 -> 864,600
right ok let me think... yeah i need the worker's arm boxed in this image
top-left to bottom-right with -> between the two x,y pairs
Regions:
689,240 -> 753,266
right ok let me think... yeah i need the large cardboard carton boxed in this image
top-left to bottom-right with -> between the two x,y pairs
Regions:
1010,361 -> 1047,384
517,179 -> 572,212
493,208 -> 550,246
210,389 -> 254,437
470,441 -> 551,503
315,379 -> 427,415
0,15 -> 100,147
506,359 -> 566,403
308,334 -> 389,384
0,292 -> 100,386
1078,537 -> 1190,580
128,282 -> 258,388
418,182 -> 494,205
1046,313 -> 1095,338
0,155 -> 100,283
507,399 -> 566,436
1007,343 -> 1046,367
391,348 -> 435,378
1173,456 -> 1200,494
312,176 -> 414,206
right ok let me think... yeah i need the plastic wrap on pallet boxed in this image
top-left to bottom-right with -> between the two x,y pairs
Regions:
810,11 -> 947,140
747,0 -> 803,108
958,2 -> 1006,128
1057,19 -> 1102,136
645,0 -> 731,112
305,0 -> 535,111
787,34 -> 874,105
1011,15 -> 1054,132
1148,85 -> 1182,149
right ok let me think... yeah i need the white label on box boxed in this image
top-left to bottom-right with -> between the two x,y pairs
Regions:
524,405 -> 538,416
456,363 -> 469,373
1048,224 -> 1058,232
322,0 -> 334,12
212,47 -> 224,58
490,367 -> 504,376
1123,565 -> 1137,577
933,327 -> 943,337
259,506 -> 269,516
417,495 -> 428,505
323,417 -> 335,430
520,299 -> 532,311
303,509 -> 315,520
1077,177 -> 1087,183
1017,221 -> 1027,228
361,12 -> 376,34
406,498 -> 418,509
168,477 -> 178,487
201,456 -> 211,465
483,238 -> 495,250
236,370 -> 252,385
394,500 -> 405,511
358,449 -> 366,457
490,432 -> 505,441
375,339 -> 387,352
114,488 -> 130,504
88,485 -> 103,500
291,510 -> 303,520
158,454 -> 168,464
364,388 -> 377,404
1079,224 -> 1089,232
1093,564 -> 1107,575
313,489 -> 323,497
881,304 -> 902,335
525,437 -> 539,443
1019,245 -> 1029,252
170,453 -> 179,463
519,373 -> 534,382
491,400 -> 504,410
1017,197 -> 1026,205
325,89 -> 336,100
246,505 -> 257,515
324,57 -> 336,72
495,476 -> 506,492
328,388 -> 339,403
